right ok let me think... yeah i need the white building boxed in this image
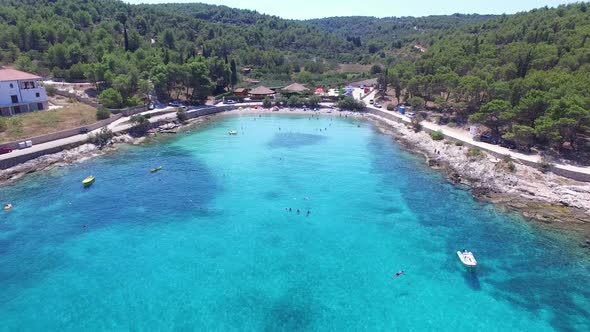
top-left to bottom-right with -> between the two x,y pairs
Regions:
0,68 -> 48,116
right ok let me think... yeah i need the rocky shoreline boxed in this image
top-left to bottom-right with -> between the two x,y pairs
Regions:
366,113 -> 590,248
0,115 -> 216,186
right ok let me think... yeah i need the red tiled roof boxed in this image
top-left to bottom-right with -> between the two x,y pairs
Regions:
0,68 -> 42,81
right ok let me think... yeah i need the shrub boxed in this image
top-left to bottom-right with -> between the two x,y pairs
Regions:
386,104 -> 395,111
308,95 -> 321,107
502,154 -> 512,163
263,96 -> 272,108
96,107 -> 111,120
407,96 -> 425,110
467,148 -> 483,158
506,161 -> 516,172
176,108 -> 188,123
411,114 -> 424,132
126,96 -> 143,107
431,130 -> 444,141
129,115 -> 150,137
88,127 -> 113,148
454,141 -> 464,146
336,96 -> 365,111
98,88 -> 123,109
287,95 -> 302,107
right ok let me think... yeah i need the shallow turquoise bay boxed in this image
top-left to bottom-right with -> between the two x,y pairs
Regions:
0,114 -> 589,331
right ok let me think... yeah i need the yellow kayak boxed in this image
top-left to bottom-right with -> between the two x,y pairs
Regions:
150,166 -> 163,173
4,203 -> 12,211
82,176 -> 96,187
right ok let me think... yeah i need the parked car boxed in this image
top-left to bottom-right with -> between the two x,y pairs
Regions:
406,111 -> 416,118
0,147 -> 13,155
224,99 -> 236,104
168,100 -> 183,107
374,103 -> 382,108
148,103 -> 156,110
179,105 -> 188,111
369,99 -> 374,104
479,133 -> 499,144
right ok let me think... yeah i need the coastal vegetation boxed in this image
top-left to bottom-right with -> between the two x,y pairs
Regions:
336,96 -> 365,111
430,130 -> 444,141
176,108 -> 188,123
381,3 -> 590,155
88,127 -> 113,148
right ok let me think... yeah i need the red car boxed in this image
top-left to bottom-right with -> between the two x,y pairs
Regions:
0,147 -> 13,155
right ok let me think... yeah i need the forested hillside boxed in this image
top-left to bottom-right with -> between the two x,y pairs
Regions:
383,3 -> 590,153
306,14 -> 495,55
0,0 -> 363,108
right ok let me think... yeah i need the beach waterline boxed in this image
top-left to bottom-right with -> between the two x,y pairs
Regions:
0,114 -> 588,331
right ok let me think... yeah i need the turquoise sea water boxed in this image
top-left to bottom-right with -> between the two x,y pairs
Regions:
0,114 -> 589,331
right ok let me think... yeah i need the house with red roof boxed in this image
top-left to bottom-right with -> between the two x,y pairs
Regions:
0,68 -> 48,116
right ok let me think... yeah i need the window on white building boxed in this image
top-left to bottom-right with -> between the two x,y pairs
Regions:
22,81 -> 36,89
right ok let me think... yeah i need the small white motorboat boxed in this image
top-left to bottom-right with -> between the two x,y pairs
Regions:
457,249 -> 477,270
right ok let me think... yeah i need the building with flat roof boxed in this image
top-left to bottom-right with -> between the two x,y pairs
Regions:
0,68 -> 48,116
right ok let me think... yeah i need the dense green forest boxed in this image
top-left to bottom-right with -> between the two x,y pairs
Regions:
305,14 -> 495,58
0,0 -> 359,107
381,3 -> 590,153
0,0 -> 486,107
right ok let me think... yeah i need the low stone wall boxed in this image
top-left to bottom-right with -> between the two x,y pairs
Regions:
0,143 -> 79,170
53,89 -> 101,108
187,106 -> 234,118
0,114 -> 123,150
113,105 -> 146,116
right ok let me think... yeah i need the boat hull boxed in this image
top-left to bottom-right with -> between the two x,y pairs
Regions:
82,176 -> 96,187
457,251 -> 477,271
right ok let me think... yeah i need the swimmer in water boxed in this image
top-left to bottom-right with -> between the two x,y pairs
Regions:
297,209 -> 300,214
392,271 -> 405,279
